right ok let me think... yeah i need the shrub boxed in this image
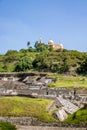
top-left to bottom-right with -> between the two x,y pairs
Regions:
14,56 -> 33,71
0,121 -> 16,130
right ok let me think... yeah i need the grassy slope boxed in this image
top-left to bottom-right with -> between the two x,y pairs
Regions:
48,73 -> 87,88
64,105 -> 87,125
0,96 -> 56,122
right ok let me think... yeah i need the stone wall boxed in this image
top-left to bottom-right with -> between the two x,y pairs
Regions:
0,80 -> 87,104
0,117 -> 87,128
17,126 -> 87,130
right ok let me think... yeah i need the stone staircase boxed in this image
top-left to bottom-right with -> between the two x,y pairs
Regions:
56,97 -> 79,114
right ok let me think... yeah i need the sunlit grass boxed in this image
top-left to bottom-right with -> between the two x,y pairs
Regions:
0,96 -> 56,122
48,73 -> 87,88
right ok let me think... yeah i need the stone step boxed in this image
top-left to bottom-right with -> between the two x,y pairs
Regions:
56,97 -> 79,114
56,108 -> 68,121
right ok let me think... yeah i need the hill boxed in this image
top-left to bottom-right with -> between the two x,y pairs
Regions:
0,49 -> 87,75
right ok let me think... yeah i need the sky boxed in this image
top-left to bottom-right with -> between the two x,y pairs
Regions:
0,0 -> 87,54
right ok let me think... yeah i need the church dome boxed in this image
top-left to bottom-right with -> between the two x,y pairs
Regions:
48,39 -> 54,44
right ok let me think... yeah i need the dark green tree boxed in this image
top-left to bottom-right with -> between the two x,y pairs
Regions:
77,58 -> 87,74
27,41 -> 30,48
34,41 -> 39,48
28,47 -> 35,52
34,41 -> 48,52
14,56 -> 33,71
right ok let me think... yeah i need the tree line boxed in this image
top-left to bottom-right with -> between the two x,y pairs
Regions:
0,41 -> 87,75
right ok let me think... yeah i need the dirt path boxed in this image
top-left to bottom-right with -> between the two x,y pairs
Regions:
17,126 -> 87,130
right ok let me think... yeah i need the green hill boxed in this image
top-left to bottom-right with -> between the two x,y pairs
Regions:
0,49 -> 87,75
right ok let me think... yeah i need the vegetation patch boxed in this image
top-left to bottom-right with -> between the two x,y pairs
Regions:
0,48 -> 87,75
0,97 -> 56,122
48,74 -> 87,88
64,105 -> 87,125
0,121 -> 16,130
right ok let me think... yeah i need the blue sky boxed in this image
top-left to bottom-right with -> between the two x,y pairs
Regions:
0,0 -> 87,54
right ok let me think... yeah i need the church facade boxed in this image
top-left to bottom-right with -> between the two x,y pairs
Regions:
48,40 -> 63,50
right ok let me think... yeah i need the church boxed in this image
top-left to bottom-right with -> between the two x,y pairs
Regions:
38,38 -> 63,50
48,39 -> 63,50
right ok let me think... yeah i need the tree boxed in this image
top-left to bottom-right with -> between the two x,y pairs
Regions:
48,44 -> 53,52
19,49 -> 27,53
34,41 -> 39,48
27,41 -> 30,48
4,50 -> 19,62
5,50 -> 18,56
77,58 -> 87,74
28,47 -> 35,52
14,56 -> 33,71
34,41 -> 48,52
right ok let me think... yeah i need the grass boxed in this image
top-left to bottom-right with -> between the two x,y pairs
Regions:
0,121 -> 16,130
0,96 -> 56,122
0,96 -> 87,126
64,105 -> 87,125
47,73 -> 87,88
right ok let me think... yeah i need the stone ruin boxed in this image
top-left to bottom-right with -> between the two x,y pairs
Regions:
0,74 -> 87,121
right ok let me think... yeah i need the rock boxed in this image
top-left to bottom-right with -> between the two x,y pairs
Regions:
56,108 -> 68,121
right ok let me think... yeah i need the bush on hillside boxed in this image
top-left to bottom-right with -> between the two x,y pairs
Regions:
14,56 -> 33,71
0,121 -> 16,130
